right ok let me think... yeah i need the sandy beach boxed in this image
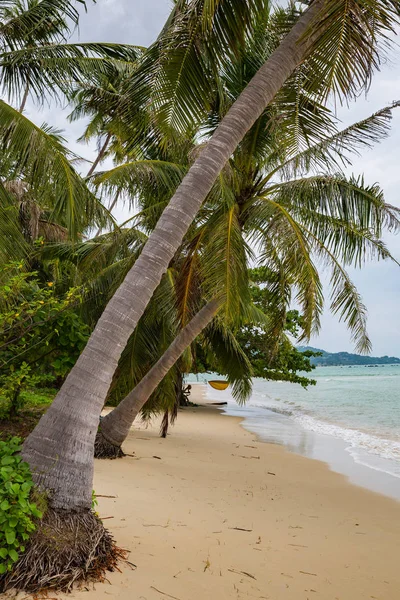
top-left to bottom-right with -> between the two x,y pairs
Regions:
27,384 -> 400,600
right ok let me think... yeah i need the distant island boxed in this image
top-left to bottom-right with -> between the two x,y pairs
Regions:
297,346 -> 400,367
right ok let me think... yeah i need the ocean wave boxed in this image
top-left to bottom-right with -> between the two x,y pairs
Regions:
245,398 -> 400,473
294,414 -> 400,464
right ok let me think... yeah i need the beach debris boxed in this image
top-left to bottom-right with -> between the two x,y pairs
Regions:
153,456 -> 162,459
289,544 -> 308,548
256,536 -> 262,544
229,527 -> 253,532
96,495 -> 117,499
267,472 -> 276,476
299,571 -> 317,577
100,516 -> 114,520
150,586 -> 181,600
228,568 -> 257,580
245,445 -> 257,448
235,455 -> 260,459
143,522 -> 170,528
203,558 -> 211,572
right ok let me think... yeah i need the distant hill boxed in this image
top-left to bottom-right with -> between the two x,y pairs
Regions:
297,346 -> 400,367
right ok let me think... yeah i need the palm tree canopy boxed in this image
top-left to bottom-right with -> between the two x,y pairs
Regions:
121,0 -> 400,140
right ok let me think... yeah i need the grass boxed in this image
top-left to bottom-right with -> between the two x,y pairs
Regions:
0,388 -> 57,441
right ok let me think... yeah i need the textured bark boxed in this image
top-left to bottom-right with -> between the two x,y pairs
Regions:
23,0 -> 325,510
96,299 -> 221,456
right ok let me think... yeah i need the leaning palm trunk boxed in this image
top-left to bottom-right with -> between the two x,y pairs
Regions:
22,0 -> 323,511
95,299 -> 221,458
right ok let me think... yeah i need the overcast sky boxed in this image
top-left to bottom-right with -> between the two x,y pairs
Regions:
24,0 -> 400,357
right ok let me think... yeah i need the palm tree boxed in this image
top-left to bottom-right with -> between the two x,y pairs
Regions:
0,0 -> 141,253
15,0 -> 400,590
92,103 -> 400,459
90,2 -> 400,459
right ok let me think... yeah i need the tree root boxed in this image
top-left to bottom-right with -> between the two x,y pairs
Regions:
94,429 -> 125,459
0,508 -> 127,593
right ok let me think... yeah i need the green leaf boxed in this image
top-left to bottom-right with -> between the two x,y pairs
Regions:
0,548 -> 8,559
8,548 -> 18,563
0,563 -> 7,574
5,530 -> 15,545
29,505 -> 42,519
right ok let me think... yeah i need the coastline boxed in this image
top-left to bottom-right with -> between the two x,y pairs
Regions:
20,383 -> 400,600
222,396 -> 400,501
199,372 -> 400,500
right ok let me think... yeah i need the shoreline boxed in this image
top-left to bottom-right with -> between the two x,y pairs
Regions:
35,382 -> 400,600
225,402 -> 400,502
199,380 -> 400,501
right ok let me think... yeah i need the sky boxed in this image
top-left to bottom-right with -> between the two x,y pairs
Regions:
23,0 -> 400,357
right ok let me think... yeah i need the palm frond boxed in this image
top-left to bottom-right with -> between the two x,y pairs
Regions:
94,159 -> 186,198
123,0 -> 269,135
272,174 -> 400,245
275,102 -> 400,178
309,232 -> 373,354
0,100 -> 110,236
0,0 -> 86,47
306,0 -> 400,100
249,196 -> 324,339
200,204 -> 252,324
1,42 -> 142,102
0,179 -> 27,262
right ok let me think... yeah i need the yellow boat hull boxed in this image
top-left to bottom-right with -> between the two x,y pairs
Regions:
208,380 -> 229,391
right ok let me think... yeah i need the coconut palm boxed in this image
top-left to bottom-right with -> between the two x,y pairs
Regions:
0,0 -> 141,258
16,0 -> 400,590
91,5 -> 400,457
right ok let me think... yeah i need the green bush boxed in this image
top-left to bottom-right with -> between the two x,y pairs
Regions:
0,437 -> 43,574
0,264 -> 90,416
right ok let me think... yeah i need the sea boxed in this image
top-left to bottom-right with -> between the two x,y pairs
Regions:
186,365 -> 400,501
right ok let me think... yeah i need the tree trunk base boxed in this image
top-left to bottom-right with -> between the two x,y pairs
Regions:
0,508 -> 127,593
94,430 -> 125,459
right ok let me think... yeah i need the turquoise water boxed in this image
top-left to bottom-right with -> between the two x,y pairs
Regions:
187,365 -> 400,492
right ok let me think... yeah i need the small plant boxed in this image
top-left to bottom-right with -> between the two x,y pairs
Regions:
0,437 -> 43,575
91,490 -> 98,509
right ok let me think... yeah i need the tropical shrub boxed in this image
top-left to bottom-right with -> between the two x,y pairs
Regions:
0,264 -> 90,416
0,437 -> 43,575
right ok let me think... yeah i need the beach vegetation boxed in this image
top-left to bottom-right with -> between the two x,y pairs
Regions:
0,264 -> 90,418
0,437 -> 43,578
